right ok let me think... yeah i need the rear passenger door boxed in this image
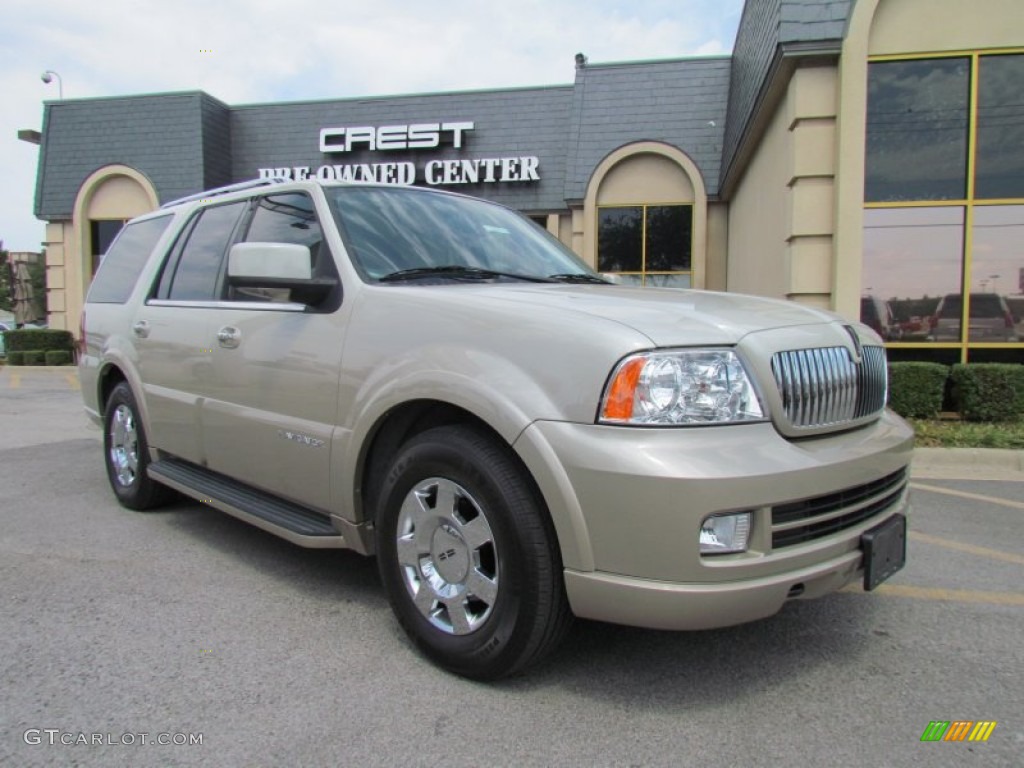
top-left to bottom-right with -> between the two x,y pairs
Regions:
138,201 -> 247,464
200,192 -> 345,513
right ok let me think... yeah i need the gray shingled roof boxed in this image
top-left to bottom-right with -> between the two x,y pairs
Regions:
721,0 -> 852,190
564,57 -> 731,201
35,92 -> 229,218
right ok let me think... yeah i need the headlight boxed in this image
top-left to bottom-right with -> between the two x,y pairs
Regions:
599,349 -> 765,425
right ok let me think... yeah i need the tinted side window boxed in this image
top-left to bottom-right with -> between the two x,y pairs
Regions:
167,202 -> 246,301
86,215 -> 173,304
231,193 -> 330,303
245,193 -> 322,250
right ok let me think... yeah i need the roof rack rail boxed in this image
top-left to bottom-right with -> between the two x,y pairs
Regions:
160,177 -> 291,209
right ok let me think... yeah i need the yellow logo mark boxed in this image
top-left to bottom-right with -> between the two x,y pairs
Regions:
967,721 -> 997,742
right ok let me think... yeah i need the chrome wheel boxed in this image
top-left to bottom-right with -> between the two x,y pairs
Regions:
396,477 -> 499,635
377,425 -> 571,678
109,403 -> 139,487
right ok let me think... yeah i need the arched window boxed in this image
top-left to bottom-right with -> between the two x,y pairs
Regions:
584,143 -> 707,289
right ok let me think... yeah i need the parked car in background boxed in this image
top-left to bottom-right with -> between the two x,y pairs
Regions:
928,292 -> 1019,342
860,295 -> 895,340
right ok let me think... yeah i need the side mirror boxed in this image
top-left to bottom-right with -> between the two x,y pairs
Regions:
227,242 -> 337,305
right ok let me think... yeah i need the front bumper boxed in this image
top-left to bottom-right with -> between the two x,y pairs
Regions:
513,410 -> 913,630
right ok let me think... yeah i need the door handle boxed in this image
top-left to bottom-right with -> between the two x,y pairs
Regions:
217,326 -> 241,348
131,320 -> 150,339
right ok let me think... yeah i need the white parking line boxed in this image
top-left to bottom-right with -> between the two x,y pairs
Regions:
910,530 -> 1024,567
911,481 -> 1024,512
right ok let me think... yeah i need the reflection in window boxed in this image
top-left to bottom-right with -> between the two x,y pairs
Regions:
861,207 -> 964,342
976,55 -> 1024,200
237,193 -> 325,303
865,51 -> 1024,363
87,216 -> 171,304
246,194 -> 321,249
865,58 -> 969,203
90,219 -> 126,277
598,208 -> 643,272
167,202 -> 245,301
597,204 -> 691,287
971,205 -> 1024,342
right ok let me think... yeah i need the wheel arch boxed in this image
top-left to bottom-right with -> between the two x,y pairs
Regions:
95,360 -> 156,461
97,362 -> 128,411
350,397 -> 594,573
355,399 -> 516,526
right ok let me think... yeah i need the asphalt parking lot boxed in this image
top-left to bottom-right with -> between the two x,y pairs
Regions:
0,366 -> 1021,767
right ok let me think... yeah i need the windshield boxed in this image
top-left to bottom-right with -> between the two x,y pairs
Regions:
327,186 -> 598,282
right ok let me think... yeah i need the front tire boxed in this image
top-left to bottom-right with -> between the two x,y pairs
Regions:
376,425 -> 571,680
103,382 -> 173,510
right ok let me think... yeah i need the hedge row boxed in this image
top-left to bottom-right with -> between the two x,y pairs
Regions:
887,363 -> 949,419
1,329 -> 75,366
5,350 -> 73,366
888,362 -> 1024,422
3,328 -> 74,353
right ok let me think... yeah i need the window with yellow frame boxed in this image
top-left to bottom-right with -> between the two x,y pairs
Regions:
597,203 -> 692,287
862,49 -> 1024,365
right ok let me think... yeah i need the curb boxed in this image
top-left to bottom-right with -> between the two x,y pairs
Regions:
0,366 -> 77,372
912,447 -> 1024,479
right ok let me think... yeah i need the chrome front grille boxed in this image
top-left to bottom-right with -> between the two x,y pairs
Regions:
771,345 -> 887,429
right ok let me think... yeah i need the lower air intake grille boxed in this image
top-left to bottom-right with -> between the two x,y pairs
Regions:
771,468 -> 907,549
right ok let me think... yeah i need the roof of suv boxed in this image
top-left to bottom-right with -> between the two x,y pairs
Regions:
158,177 -> 481,213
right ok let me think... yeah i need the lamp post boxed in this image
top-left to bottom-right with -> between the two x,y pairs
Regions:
41,70 -> 63,100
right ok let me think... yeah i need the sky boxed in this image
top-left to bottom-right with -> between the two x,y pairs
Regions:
0,0 -> 745,253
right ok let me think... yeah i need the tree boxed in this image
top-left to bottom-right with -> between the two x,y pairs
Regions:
0,246 -> 46,321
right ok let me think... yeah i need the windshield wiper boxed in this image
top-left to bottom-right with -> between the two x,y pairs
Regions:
379,266 -> 554,283
547,273 -> 610,284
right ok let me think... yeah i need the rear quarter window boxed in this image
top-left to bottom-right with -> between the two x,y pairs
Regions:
86,215 -> 173,304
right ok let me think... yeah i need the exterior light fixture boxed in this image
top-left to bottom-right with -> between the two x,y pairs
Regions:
41,70 -> 63,99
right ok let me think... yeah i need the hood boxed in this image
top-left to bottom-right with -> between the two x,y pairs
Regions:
414,283 -> 843,347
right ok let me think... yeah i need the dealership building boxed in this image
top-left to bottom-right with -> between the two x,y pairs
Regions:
27,0 -> 1023,365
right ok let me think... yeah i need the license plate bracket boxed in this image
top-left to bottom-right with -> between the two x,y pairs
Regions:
862,513 -> 906,591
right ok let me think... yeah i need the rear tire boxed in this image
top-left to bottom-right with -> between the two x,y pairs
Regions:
103,382 -> 173,510
376,425 -> 571,680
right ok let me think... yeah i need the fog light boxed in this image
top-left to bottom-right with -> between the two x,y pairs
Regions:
700,512 -> 751,554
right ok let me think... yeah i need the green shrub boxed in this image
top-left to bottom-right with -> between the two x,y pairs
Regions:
950,363 -> 1024,422
7,351 -> 24,365
21,350 -> 46,366
887,362 -> 949,419
44,350 -> 72,366
3,329 -> 74,353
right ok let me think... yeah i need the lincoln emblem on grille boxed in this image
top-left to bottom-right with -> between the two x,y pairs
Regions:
843,325 -> 863,363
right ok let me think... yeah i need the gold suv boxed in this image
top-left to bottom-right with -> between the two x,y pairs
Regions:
79,178 -> 913,679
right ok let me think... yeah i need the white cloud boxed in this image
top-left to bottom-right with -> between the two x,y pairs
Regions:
0,0 -> 743,251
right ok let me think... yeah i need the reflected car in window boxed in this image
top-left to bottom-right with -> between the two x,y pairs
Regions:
928,293 -> 1019,342
860,296 -> 895,340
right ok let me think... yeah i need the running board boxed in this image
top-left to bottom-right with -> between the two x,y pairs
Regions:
149,458 -> 349,549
